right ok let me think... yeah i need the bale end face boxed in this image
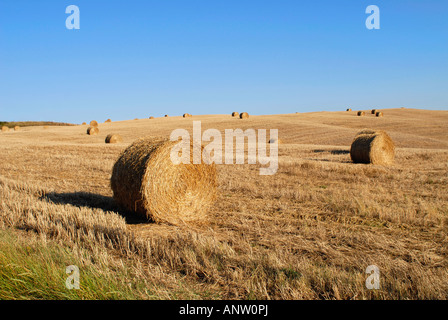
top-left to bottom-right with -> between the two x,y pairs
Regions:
110,138 -> 218,225
357,111 -> 365,116
376,112 -> 383,117
371,109 -> 377,114
350,130 -> 395,165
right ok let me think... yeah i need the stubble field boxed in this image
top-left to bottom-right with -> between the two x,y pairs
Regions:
0,108 -> 447,299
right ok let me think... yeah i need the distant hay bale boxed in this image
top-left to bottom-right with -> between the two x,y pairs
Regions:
346,108 -> 352,111
82,122 -> 86,125
183,113 -> 192,118
240,112 -> 249,119
371,109 -> 377,114
269,138 -> 283,144
110,137 -> 217,224
14,126 -> 20,131
232,112 -> 239,117
134,118 -> 139,120
90,120 -> 98,127
43,126 -> 49,130
164,115 -> 169,117
87,127 -> 99,135
357,111 -> 365,116
376,112 -> 383,117
105,134 -> 123,144
350,129 -> 395,165
149,116 -> 155,119
105,119 -> 112,123
1,126 -> 9,132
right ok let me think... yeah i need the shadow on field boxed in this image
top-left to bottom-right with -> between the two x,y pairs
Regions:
40,192 -> 149,225
313,149 -> 350,155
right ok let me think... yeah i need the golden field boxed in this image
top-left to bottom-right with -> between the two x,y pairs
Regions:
0,108 -> 447,299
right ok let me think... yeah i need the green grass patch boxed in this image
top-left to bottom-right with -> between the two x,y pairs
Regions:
0,228 -> 154,300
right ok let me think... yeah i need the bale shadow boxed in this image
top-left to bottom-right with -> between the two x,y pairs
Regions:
40,192 -> 149,225
312,149 -> 350,155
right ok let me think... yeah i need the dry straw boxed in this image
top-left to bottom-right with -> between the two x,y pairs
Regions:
240,112 -> 249,119
376,112 -> 383,117
1,126 -> 9,132
105,134 -> 123,144
87,127 -> 99,135
357,111 -> 365,116
111,137 -> 218,225
350,129 -> 395,165
232,112 -> 239,117
90,120 -> 98,127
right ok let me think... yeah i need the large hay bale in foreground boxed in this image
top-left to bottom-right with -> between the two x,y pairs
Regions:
1,126 -> 9,132
111,138 -> 218,224
105,134 -> 123,144
357,111 -> 365,116
240,112 -> 249,119
87,127 -> 99,135
232,112 -> 239,117
350,130 -> 395,165
90,120 -> 98,127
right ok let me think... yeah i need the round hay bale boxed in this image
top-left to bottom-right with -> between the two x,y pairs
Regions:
1,126 -> 9,132
105,119 -> 112,123
82,122 -> 87,125
149,116 -> 155,119
269,138 -> 283,144
371,109 -> 377,114
110,137 -> 217,224
14,126 -> 20,131
350,130 -> 395,165
376,111 -> 383,117
346,108 -> 352,112
357,111 -> 365,116
87,127 -> 99,135
232,112 -> 239,117
164,115 -> 169,118
183,113 -> 192,118
240,112 -> 249,119
105,134 -> 123,144
90,120 -> 98,127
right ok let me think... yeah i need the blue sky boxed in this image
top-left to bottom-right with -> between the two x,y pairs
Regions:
0,0 -> 447,123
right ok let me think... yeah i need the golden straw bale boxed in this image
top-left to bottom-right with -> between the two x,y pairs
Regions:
240,112 -> 249,119
105,134 -> 123,144
87,127 -> 99,135
111,137 -> 217,224
350,129 -> 395,165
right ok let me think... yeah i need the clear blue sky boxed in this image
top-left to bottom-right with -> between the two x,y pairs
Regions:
0,0 -> 447,123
